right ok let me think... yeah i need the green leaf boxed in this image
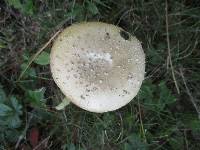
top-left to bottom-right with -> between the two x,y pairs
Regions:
125,134 -> 148,150
124,142 -> 132,150
148,46 -> 165,65
20,63 -> 36,78
0,42 -> 6,48
6,114 -> 21,128
86,0 -> 99,15
22,51 -> 30,61
139,81 -> 156,100
65,4 -> 85,21
169,136 -> 184,150
94,0 -> 110,8
67,143 -> 76,150
138,80 -> 156,109
7,0 -> 34,15
7,0 -> 23,9
0,145 -> 5,149
0,96 -> 22,128
5,129 -> 21,142
139,80 -> 176,111
55,97 -> 70,110
23,0 -> 34,15
190,119 -> 200,130
0,84 -> 6,103
0,104 -> 12,116
27,88 -> 46,107
34,51 -> 50,65
180,113 -> 200,131
159,81 -> 176,105
33,107 -> 53,120
10,96 -> 22,115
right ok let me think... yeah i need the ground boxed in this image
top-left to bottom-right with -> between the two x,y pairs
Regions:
0,0 -> 200,149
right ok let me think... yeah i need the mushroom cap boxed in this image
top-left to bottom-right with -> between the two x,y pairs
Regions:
50,22 -> 145,113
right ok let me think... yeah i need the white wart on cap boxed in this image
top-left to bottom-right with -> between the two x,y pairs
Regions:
50,22 -> 145,113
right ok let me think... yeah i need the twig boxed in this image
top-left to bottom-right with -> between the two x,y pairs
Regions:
177,39 -> 198,60
116,9 -> 134,25
16,30 -> 62,81
33,136 -> 51,150
165,0 -> 180,94
179,68 -> 200,119
15,114 -> 33,149
62,110 -> 68,124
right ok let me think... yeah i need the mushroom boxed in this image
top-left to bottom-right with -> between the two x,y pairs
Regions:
50,22 -> 145,113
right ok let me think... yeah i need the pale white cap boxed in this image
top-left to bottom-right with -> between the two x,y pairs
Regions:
50,22 -> 145,113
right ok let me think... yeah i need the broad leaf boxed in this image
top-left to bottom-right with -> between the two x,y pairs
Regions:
20,63 -> 36,78
65,4 -> 85,21
55,97 -> 70,110
27,88 -> 46,107
34,51 -> 50,65
7,0 -> 34,15
0,84 -> 6,103
139,80 -> 176,111
0,104 -> 12,116
125,134 -> 148,150
159,81 -> 176,105
5,129 -> 21,142
7,0 -> 22,9
86,0 -> 99,15
6,114 -> 21,128
10,96 -> 22,115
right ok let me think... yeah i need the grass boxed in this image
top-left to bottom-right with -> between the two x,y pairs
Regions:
0,0 -> 200,149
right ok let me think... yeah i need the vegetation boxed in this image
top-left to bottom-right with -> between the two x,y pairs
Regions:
0,0 -> 200,149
